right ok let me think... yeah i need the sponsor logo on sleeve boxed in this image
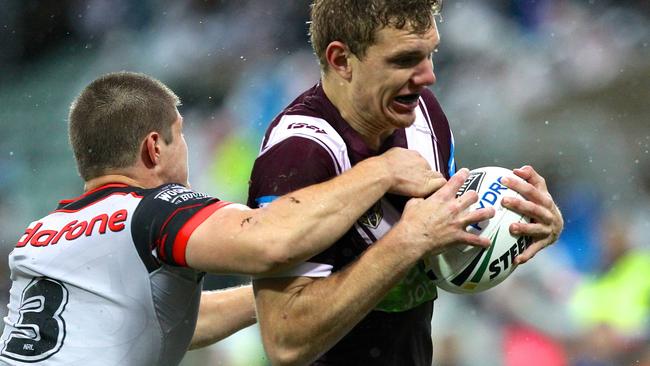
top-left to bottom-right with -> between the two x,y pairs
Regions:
154,185 -> 209,204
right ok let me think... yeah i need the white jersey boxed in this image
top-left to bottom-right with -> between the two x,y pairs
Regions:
0,183 -> 231,366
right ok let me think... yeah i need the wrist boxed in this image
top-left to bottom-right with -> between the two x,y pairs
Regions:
380,222 -> 427,262
362,155 -> 394,192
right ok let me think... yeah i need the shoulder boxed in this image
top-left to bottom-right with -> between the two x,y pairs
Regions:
261,84 -> 347,158
140,183 -> 211,204
253,103 -> 349,188
134,184 -> 218,225
248,135 -> 339,208
262,114 -> 346,161
132,184 -> 228,268
248,85 -> 349,205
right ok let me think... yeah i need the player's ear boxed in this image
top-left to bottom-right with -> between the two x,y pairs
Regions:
141,132 -> 162,168
325,41 -> 353,80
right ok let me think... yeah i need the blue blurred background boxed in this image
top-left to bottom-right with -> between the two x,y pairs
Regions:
1,1 -> 649,365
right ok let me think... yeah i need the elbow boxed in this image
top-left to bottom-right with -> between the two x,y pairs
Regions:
188,339 -> 208,351
255,239 -> 297,276
265,343 -> 312,366
262,326 -> 319,366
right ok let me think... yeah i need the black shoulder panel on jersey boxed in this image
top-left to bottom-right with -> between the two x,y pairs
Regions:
132,183 -> 221,271
56,184 -> 142,212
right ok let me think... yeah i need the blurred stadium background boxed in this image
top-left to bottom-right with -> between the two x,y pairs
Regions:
1,1 -> 649,365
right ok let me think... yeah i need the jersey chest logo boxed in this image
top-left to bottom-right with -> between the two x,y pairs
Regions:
16,209 -> 128,248
358,201 -> 383,229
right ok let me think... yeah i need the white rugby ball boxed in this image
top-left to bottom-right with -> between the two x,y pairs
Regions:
423,166 -> 532,294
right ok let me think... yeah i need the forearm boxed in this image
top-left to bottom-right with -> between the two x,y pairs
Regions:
185,148 -> 445,275
189,285 -> 256,350
186,156 -> 394,275
255,228 -> 423,365
251,156 -> 393,271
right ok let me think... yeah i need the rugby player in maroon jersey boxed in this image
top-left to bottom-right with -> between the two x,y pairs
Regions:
247,1 -> 564,365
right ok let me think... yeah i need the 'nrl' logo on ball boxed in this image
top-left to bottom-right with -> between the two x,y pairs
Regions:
358,201 -> 383,229
456,171 -> 485,197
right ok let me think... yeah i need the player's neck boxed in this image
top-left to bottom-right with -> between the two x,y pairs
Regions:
342,112 -> 394,151
84,175 -> 144,192
322,78 -> 394,151
83,161 -> 175,192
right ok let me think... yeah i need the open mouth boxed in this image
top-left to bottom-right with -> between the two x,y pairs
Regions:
394,94 -> 420,105
392,93 -> 420,113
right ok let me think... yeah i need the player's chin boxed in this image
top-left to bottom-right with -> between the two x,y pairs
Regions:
387,109 -> 417,128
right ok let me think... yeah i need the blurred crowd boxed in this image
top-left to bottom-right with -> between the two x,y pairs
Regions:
1,1 -> 649,365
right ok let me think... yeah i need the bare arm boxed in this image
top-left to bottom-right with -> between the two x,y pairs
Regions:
189,285 -> 256,350
254,169 -> 496,366
185,148 -> 446,275
253,229 -> 418,366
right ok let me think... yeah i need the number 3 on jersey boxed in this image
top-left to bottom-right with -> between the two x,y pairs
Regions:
1,278 -> 68,362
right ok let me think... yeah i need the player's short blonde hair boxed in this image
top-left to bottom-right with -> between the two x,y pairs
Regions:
69,72 -> 180,180
309,0 -> 442,70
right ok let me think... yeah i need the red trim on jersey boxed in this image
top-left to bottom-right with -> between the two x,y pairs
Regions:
157,204 -> 203,263
157,202 -> 217,264
159,203 -> 204,235
58,184 -> 131,204
54,192 -> 143,213
158,233 -> 169,262
172,201 -> 233,266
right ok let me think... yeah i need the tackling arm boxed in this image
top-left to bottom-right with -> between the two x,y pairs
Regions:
184,148 -> 445,275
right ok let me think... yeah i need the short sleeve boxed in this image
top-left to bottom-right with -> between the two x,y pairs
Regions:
132,184 -> 232,268
247,136 -> 338,208
248,136 -> 344,278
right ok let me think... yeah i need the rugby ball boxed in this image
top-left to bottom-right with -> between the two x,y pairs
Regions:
423,166 -> 532,294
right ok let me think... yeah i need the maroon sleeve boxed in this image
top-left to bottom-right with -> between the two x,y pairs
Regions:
247,136 -> 338,208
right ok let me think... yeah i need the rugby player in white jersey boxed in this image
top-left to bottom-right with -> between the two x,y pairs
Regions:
0,71 -> 486,365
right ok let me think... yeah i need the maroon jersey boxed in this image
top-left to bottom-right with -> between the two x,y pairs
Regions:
248,84 -> 456,365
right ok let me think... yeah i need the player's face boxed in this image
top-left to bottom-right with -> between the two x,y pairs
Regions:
349,21 -> 439,131
161,110 -> 190,187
